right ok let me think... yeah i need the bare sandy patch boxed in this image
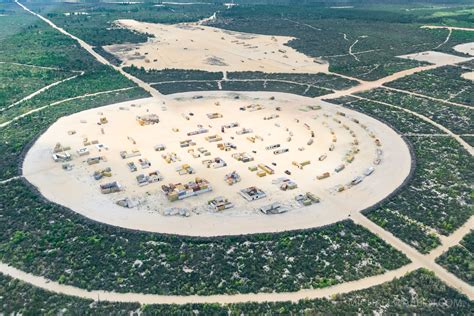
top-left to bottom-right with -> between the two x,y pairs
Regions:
398,50 -> 470,66
421,25 -> 474,32
461,72 -> 474,81
454,42 -> 474,56
23,91 -> 411,237
104,19 -> 328,73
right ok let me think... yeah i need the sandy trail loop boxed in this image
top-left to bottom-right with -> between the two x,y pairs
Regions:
0,215 -> 472,303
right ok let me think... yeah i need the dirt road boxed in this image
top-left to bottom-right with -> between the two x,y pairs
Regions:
15,0 -> 161,98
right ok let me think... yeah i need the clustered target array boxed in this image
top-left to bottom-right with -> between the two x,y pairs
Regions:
49,99 -> 384,216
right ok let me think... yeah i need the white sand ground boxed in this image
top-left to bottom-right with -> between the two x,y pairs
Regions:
462,72 -> 474,81
104,19 -> 328,73
398,50 -> 470,65
23,91 -> 411,236
454,42 -> 474,56
454,42 -> 474,80
421,25 -> 474,32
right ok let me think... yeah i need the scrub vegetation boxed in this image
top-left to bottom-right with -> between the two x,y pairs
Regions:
384,66 -> 474,107
356,88 -> 473,135
209,4 -> 473,80
28,2 -> 221,46
0,63 -> 74,109
327,96 -> 473,253
0,182 -> 410,295
436,230 -> 474,285
124,67 -> 358,96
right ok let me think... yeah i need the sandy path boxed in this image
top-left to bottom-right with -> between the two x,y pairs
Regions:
0,71 -> 84,113
321,49 -> 383,59
283,18 -> 322,31
0,176 -> 23,185
422,25 -> 474,32
0,87 -> 135,128
0,261 -> 420,304
348,39 -> 360,62
197,12 -> 216,25
433,27 -> 452,49
15,1 -> 162,99
320,64 -> 439,100
383,86 -> 473,109
0,61 -> 67,71
352,95 -> 474,154
322,52 -> 473,102
428,217 -> 474,260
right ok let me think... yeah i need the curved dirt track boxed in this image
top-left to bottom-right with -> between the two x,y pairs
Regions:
0,263 -> 420,304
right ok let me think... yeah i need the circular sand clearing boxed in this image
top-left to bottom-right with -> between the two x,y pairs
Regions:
23,91 -> 411,236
